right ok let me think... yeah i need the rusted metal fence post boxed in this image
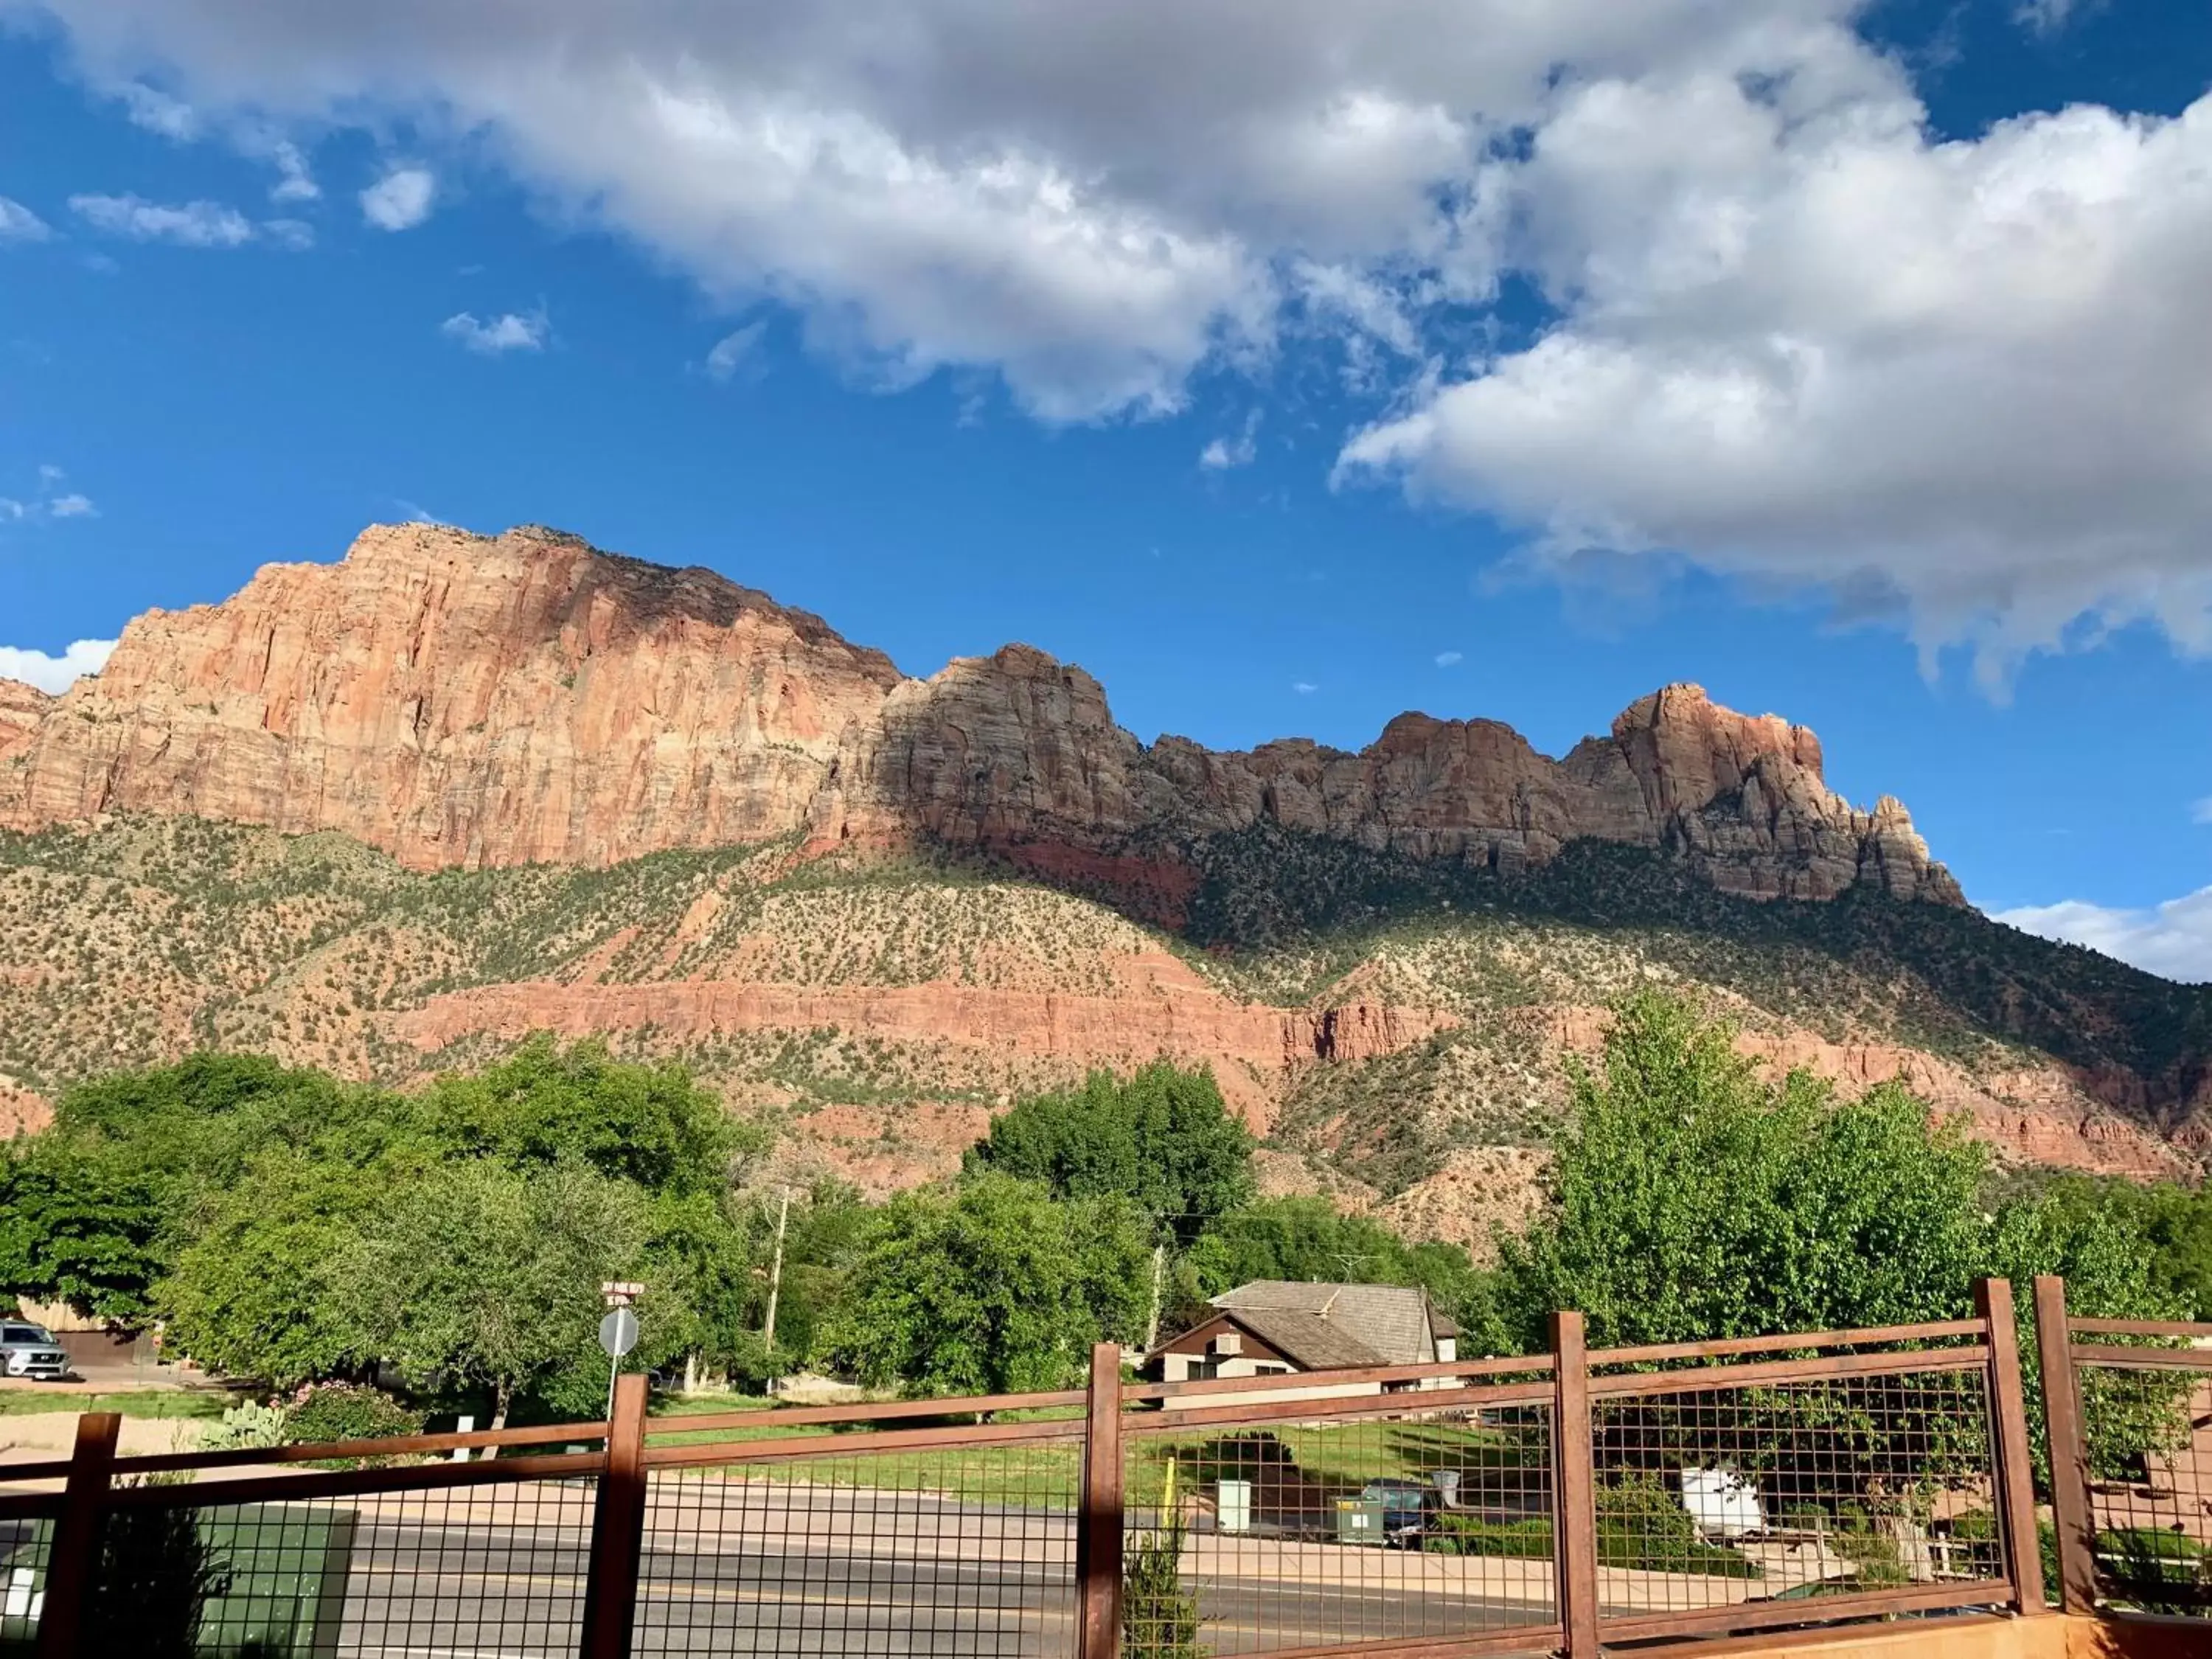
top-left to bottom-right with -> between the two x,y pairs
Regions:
34,1411 -> 119,1659
1551,1311 -> 1599,1659
1975,1277 -> 2048,1613
582,1372 -> 650,1659
2032,1275 -> 2098,1613
1077,1341 -> 1124,1659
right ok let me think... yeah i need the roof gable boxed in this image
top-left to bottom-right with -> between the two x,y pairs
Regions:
1209,1281 -> 1435,1366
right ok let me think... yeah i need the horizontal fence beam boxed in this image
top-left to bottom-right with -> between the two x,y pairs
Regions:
0,1460 -> 73,1486
1590,1318 -> 1986,1368
0,1491 -> 63,1523
1585,1344 -> 1989,1398
109,1447 -> 606,1508
2068,1317 -> 2212,1339
644,1415 -> 1087,1468
1245,1626 -> 1565,1659
645,1388 -> 1085,1439
1127,1377 -> 1555,1436
1124,1353 -> 1552,1402
2067,1343 -> 2212,1372
1594,1578 -> 2014,1643
114,1418 -> 608,1475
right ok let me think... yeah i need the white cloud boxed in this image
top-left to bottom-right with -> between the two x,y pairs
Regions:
360,166 -> 436,231
269,140 -> 320,202
27,0 -> 2212,675
69,193 -> 254,246
1338,76 -> 2212,686
114,81 -> 198,138
703,321 -> 767,381
0,639 -> 118,695
0,499 -> 22,521
1292,681 -> 1318,694
0,197 -> 49,243
46,494 -> 97,519
1997,888 -> 2212,985
262,218 -> 315,251
441,309 -> 548,354
2014,0 -> 2101,36
35,0 -> 1865,422
1434,650 -> 1463,667
37,465 -> 63,485
1200,410 -> 1262,470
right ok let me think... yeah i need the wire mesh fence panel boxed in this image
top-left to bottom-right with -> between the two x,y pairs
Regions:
1124,1400 -> 1559,1656
1586,1365 -> 2008,1626
96,1477 -> 597,1658
0,1509 -> 52,1652
2075,1359 -> 2212,1617
635,1439 -> 1083,1658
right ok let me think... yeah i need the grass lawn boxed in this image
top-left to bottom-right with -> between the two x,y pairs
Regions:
1128,1418 -> 1551,1506
645,1394 -> 1085,1506
0,1388 -> 237,1420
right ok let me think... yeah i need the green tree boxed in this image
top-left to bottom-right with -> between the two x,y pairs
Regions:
1495,994 -> 1992,1349
158,1152 -> 382,1388
1985,1181 -> 2194,1486
335,1158 -> 682,1426
825,1174 -> 1152,1395
967,1062 -> 1254,1245
418,1036 -> 763,1197
0,1142 -> 164,1324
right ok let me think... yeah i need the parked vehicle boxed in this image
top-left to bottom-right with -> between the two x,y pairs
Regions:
0,1321 -> 70,1382
1359,1478 -> 1435,1548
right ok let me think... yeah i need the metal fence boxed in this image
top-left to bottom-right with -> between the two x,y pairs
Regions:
0,1278 -> 2096,1659
2034,1277 -> 2212,1620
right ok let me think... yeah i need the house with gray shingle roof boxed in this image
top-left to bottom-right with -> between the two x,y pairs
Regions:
1147,1281 -> 1458,1400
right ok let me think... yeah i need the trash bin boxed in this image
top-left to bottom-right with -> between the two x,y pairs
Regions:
1336,1498 -> 1388,1546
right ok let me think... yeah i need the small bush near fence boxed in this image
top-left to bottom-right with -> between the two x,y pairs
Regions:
1124,1523 -> 1207,1659
285,1382 -> 422,1446
88,1480 -> 227,1659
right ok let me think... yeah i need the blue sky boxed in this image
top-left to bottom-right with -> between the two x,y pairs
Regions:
1,0 -> 2208,978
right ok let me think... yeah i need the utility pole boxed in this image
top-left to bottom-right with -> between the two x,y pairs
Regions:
1145,1241 -> 1166,1349
762,1186 -> 793,1351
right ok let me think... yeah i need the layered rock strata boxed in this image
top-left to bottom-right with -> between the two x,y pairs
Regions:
0,523 -> 1961,908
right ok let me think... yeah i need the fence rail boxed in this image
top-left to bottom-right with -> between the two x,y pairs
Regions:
0,1276 -> 2180,1658
2035,1276 -> 2212,1622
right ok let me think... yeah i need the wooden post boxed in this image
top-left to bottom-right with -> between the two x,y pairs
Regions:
1976,1278 -> 2048,1614
581,1373 -> 650,1659
2033,1275 -> 2098,1614
1551,1311 -> 1599,1659
1077,1342 -> 1124,1659
34,1411 -> 119,1659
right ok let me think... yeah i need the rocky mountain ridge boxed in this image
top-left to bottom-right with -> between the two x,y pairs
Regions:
0,523 -> 1960,914
2,522 -> 2201,1244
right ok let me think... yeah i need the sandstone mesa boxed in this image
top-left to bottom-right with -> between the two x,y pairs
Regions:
0,521 -> 1960,914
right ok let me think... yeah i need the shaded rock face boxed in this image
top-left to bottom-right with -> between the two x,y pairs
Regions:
0,523 -> 1961,907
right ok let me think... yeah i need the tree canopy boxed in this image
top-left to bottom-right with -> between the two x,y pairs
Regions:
964,1060 -> 1255,1245
825,1173 -> 1153,1395
1494,993 -> 1996,1349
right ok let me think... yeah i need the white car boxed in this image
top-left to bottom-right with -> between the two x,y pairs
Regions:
0,1321 -> 71,1382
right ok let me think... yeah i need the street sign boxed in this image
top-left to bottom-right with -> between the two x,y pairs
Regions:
601,1281 -> 645,1304
599,1307 -> 639,1358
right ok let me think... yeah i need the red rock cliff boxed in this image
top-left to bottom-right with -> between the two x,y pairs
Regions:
0,522 -> 1962,905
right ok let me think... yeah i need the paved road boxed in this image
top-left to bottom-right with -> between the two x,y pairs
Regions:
268,1507 -> 1559,1658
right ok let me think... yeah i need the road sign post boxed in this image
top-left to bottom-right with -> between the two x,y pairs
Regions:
599,1298 -> 641,1418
